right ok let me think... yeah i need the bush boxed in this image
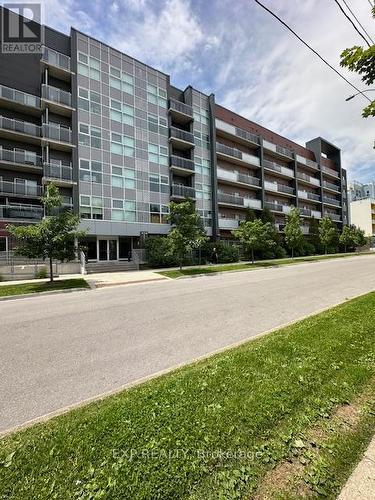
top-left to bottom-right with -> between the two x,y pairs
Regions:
35,266 -> 48,279
145,236 -> 179,268
201,241 -> 239,264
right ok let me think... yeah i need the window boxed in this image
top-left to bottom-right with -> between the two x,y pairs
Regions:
0,237 -> 7,252
111,166 -> 136,189
77,55 -> 100,81
148,144 -> 168,166
150,204 -> 169,223
109,101 -> 134,126
79,123 -> 90,146
110,134 -> 134,157
78,88 -> 101,114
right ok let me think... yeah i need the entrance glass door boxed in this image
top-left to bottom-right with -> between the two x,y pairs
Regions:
98,239 -> 118,261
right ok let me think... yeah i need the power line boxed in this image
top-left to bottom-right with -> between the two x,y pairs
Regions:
253,0 -> 372,102
334,0 -> 372,47
367,0 -> 374,9
341,0 -> 374,45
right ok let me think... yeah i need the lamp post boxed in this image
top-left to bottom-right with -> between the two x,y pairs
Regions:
345,89 -> 375,101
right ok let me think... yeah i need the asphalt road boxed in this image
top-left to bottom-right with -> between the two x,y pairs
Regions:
1,255 -> 375,433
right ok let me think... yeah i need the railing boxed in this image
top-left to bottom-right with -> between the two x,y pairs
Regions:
265,181 -> 294,195
0,180 -> 42,197
43,161 -> 73,182
297,172 -> 319,184
237,173 -> 260,186
0,116 -> 40,137
216,142 -> 242,159
265,201 -> 283,212
169,99 -> 193,117
170,155 -> 195,171
0,83 -> 40,109
218,218 -> 241,230
326,212 -> 341,222
42,46 -> 71,71
264,159 -> 294,178
323,196 -> 341,207
169,126 -> 194,144
276,145 -> 294,158
0,204 -> 43,220
217,168 -> 260,187
322,165 -> 339,177
299,207 -> 312,216
218,192 -> 244,206
323,181 -> 340,192
41,84 -> 72,108
235,127 -> 260,145
42,123 -> 72,143
298,190 -> 320,201
0,147 -> 42,167
171,184 -> 196,198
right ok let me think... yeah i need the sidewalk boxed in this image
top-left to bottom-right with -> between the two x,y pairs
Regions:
338,436 -> 375,499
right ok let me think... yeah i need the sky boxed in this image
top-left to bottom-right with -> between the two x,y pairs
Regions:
38,0 -> 374,182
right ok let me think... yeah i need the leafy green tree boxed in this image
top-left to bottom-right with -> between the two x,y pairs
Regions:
261,207 -> 276,224
284,208 -> 304,258
245,207 -> 257,221
233,219 -> 276,264
7,184 -> 85,282
340,6 -> 375,121
309,217 -> 321,253
339,225 -> 355,252
318,217 -> 337,254
353,226 -> 368,251
167,199 -> 207,269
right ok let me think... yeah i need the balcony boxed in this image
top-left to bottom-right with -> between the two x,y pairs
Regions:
0,204 -> 43,221
263,159 -> 294,178
298,190 -> 321,202
264,181 -> 295,196
217,168 -> 261,188
41,47 -> 72,80
43,161 -> 75,186
0,84 -> 40,115
171,184 -> 196,199
323,196 -> 341,207
265,201 -> 293,214
42,123 -> 73,150
218,218 -> 241,230
321,165 -> 339,178
217,193 -> 262,210
0,147 -> 42,172
169,126 -> 195,150
296,155 -> 319,171
299,208 -> 322,218
263,140 -> 294,159
41,85 -> 73,115
297,171 -> 320,187
215,119 -> 260,146
169,99 -> 193,124
0,180 -> 42,198
0,116 -> 41,144
323,181 -> 340,193
170,155 -> 195,175
216,142 -> 260,167
325,212 -> 342,222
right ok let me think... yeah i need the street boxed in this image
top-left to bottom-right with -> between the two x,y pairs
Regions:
1,255 -> 375,433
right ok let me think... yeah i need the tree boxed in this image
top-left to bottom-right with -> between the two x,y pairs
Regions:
7,184 -> 85,282
309,217 -> 321,253
284,208 -> 304,258
233,219 -> 276,264
260,207 -> 276,224
339,225 -> 355,252
340,6 -> 375,122
167,199 -> 208,269
353,226 -> 368,251
318,217 -> 337,254
245,207 -> 257,221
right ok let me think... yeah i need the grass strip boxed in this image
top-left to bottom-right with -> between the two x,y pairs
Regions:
0,278 -> 89,297
1,292 -> 375,499
157,252 -> 372,279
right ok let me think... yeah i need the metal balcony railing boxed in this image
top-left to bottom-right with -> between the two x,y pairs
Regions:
237,173 -> 260,186
43,161 -> 73,181
42,123 -> 72,143
0,116 -> 40,137
323,196 -> 341,207
322,165 -> 339,177
0,204 -> 43,220
263,159 -> 282,173
169,99 -> 193,117
0,147 -> 42,167
42,84 -> 72,107
323,181 -> 340,192
326,212 -> 341,222
307,192 -> 320,201
171,184 -> 196,198
0,83 -> 40,109
170,155 -> 195,171
265,201 -> 283,212
276,145 -> 294,158
218,192 -> 244,206
169,126 -> 194,144
42,46 -> 71,71
216,142 -> 242,159
277,184 -> 294,194
299,208 -> 312,216
235,127 -> 260,145
0,180 -> 42,197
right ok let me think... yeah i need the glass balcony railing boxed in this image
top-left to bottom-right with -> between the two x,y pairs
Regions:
43,161 -> 73,182
0,180 -> 42,197
0,116 -> 40,137
0,83 -> 40,109
0,147 -> 42,167
171,184 -> 196,198
170,155 -> 195,171
42,123 -> 72,143
41,46 -> 71,72
0,204 -> 43,220
41,84 -> 72,108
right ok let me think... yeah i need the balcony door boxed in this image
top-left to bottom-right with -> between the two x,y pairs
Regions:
98,238 -> 118,261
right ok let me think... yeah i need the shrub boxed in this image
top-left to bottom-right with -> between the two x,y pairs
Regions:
201,241 -> 239,264
145,236 -> 179,268
35,266 -> 48,279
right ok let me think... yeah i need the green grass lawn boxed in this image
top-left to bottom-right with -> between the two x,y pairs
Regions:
158,252 -> 371,278
1,292 -> 375,498
0,278 -> 89,297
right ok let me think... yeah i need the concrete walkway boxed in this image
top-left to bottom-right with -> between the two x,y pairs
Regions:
338,436 -> 375,499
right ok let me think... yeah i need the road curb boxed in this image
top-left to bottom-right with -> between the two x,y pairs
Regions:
0,287 -> 91,302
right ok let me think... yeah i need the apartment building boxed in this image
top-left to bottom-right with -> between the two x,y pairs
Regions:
0,7 -> 348,262
350,198 -> 375,246
348,180 -> 375,203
